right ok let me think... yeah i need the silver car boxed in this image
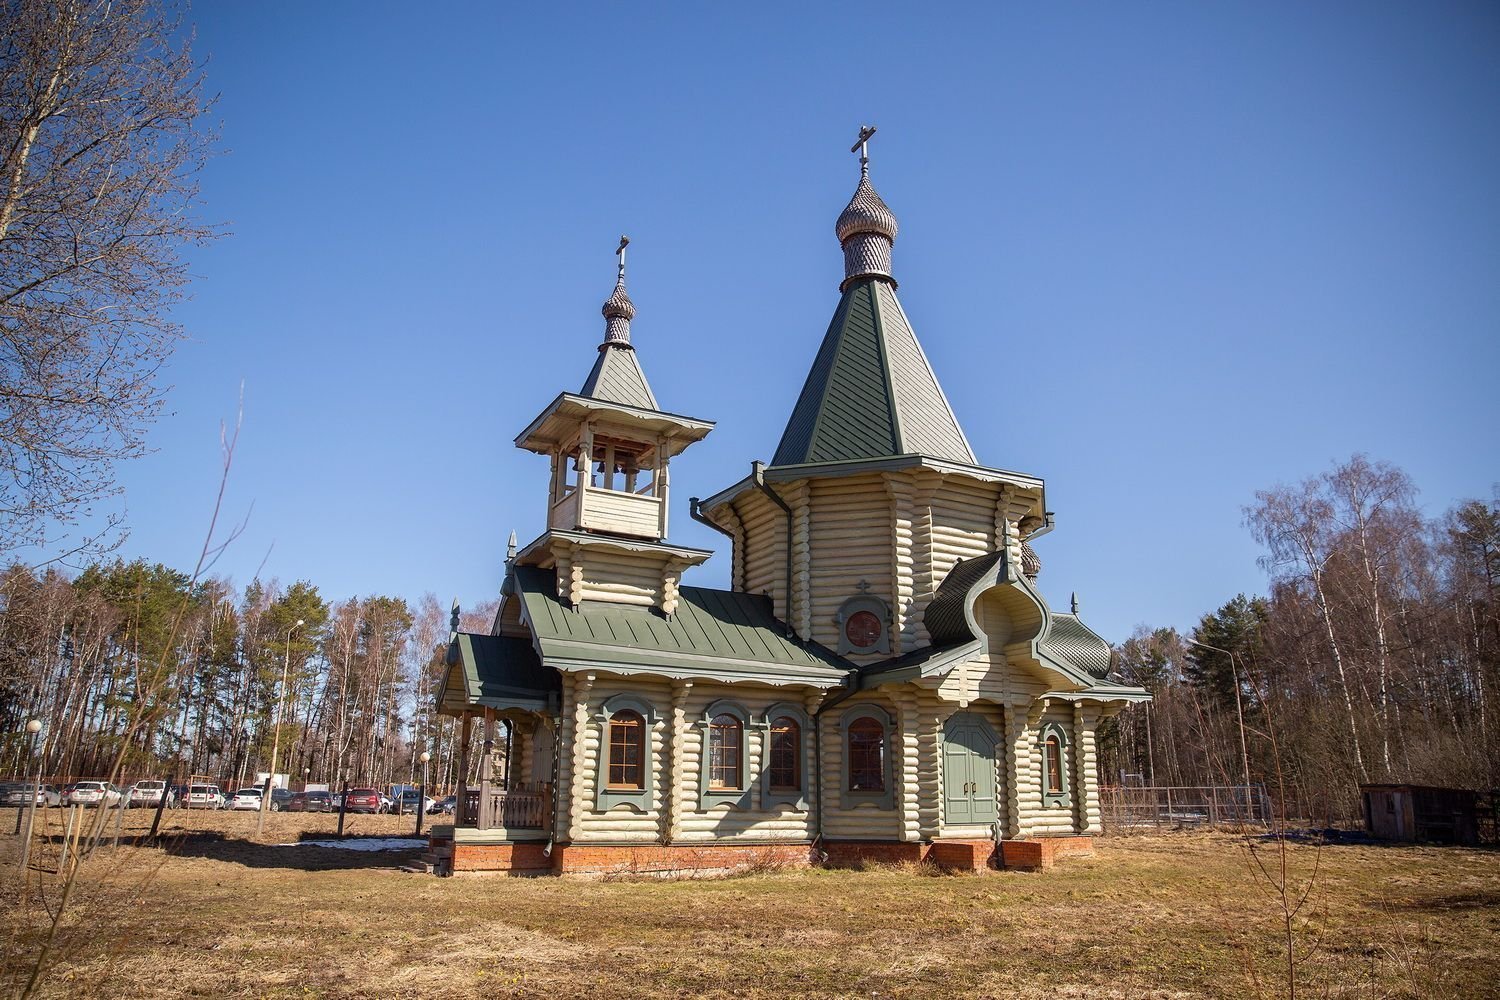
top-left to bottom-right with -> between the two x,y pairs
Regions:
1,782 -> 60,807
67,781 -> 123,807
127,780 -> 177,809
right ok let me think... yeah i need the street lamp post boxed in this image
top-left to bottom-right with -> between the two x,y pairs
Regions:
417,751 -> 430,837
18,719 -> 42,882
1186,637 -> 1254,793
257,619 -> 304,836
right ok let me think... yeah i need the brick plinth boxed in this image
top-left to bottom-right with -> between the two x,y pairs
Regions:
552,842 -> 815,876
928,839 -> 997,872
998,836 -> 1094,870
820,840 -> 927,868
449,841 -> 552,873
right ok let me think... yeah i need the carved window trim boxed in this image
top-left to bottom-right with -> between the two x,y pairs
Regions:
761,702 -> 813,810
840,704 -> 894,809
697,700 -> 753,810
594,695 -> 658,813
1038,722 -> 1072,808
835,595 -> 892,655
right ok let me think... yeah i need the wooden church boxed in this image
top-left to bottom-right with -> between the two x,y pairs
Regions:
431,130 -> 1149,876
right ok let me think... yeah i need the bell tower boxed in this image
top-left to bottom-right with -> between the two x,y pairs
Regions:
512,238 -> 715,614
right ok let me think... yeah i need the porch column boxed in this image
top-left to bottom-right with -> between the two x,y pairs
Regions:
478,707 -> 496,831
457,713 -> 472,826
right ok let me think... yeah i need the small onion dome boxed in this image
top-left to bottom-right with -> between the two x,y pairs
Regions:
1021,541 -> 1041,579
602,279 -> 635,321
836,173 -> 898,244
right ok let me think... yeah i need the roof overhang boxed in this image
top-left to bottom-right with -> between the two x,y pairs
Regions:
1029,686 -> 1153,723
515,392 -> 714,457
515,529 -> 713,569
698,454 -> 1044,515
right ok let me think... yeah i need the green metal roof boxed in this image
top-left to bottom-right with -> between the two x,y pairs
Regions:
512,565 -> 850,685
580,342 -> 658,410
771,277 -> 975,468
1040,612 -> 1113,680
438,632 -> 561,714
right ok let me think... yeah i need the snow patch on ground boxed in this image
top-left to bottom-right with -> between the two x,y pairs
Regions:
276,837 -> 426,851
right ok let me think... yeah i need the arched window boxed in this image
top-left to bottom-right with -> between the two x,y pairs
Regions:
1038,722 -> 1072,807
1043,734 -> 1063,795
847,717 -> 886,792
768,717 -> 801,791
708,713 -> 743,790
608,710 -> 644,789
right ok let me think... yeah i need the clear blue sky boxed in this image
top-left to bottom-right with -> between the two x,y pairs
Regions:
93,1 -> 1500,642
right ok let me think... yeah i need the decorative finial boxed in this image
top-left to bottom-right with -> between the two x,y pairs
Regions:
450,598 -> 461,632
850,125 -> 877,176
601,235 -> 636,347
836,125 -> 897,290
507,529 -> 518,561
1071,592 -> 1079,615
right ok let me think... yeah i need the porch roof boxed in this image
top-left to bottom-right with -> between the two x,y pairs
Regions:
437,631 -> 562,716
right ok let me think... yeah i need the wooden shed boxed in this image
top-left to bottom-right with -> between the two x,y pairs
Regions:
1361,784 -> 1480,845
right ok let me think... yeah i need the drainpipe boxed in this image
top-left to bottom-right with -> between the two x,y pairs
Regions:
1023,511 -> 1056,542
688,496 -> 734,541
751,461 -> 798,639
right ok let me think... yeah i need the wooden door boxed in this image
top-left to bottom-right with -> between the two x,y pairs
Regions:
942,715 -> 999,826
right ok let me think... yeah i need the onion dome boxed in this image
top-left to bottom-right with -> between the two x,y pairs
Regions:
836,173 -> 899,244
601,235 -> 635,347
837,127 -> 898,289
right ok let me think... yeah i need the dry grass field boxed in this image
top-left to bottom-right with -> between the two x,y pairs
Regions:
1,807 -> 1497,999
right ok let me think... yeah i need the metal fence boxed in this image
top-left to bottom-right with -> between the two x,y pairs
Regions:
1100,784 -> 1274,831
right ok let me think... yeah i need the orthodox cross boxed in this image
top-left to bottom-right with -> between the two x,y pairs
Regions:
850,124 -> 877,174
615,234 -> 630,281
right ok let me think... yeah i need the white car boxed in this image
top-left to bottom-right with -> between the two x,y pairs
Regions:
183,783 -> 225,809
128,780 -> 177,809
1,782 -> 60,807
226,788 -> 264,811
67,781 -> 123,808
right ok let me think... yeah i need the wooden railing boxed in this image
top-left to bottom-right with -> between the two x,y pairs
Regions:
549,483 -> 663,538
459,782 -> 550,831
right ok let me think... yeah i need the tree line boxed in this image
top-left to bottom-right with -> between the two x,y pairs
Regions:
1101,455 -> 1499,820
0,561 -> 499,794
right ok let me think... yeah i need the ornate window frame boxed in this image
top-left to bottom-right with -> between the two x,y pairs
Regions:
594,694 -> 658,813
1037,722 -> 1072,809
760,702 -> 813,810
835,595 -> 892,656
840,704 -> 894,809
697,699 -> 753,809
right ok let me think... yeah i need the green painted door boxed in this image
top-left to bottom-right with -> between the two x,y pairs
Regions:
942,715 -> 998,826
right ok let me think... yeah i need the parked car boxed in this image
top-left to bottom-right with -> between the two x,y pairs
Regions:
303,790 -> 333,813
343,787 -> 385,814
226,788 -> 264,811
67,781 -> 123,808
269,787 -> 294,811
128,780 -> 177,809
433,795 -> 457,815
1,782 -> 61,807
392,789 -> 437,815
183,784 -> 225,809
379,791 -> 394,813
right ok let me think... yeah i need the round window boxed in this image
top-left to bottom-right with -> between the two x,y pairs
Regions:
844,610 -> 883,649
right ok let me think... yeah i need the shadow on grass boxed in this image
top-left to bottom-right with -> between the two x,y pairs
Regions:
158,831 -> 426,872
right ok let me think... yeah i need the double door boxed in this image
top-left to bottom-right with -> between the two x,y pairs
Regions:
942,714 -> 998,826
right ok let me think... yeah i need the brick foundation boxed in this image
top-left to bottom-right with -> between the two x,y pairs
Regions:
819,840 -> 927,868
998,836 -> 1094,870
928,839 -> 997,872
449,840 -> 552,873
552,842 -> 816,876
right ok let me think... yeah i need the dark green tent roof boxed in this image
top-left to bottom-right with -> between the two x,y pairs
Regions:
771,277 -> 975,468
441,632 -> 561,712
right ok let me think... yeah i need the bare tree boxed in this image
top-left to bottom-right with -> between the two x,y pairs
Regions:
0,0 -> 218,559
